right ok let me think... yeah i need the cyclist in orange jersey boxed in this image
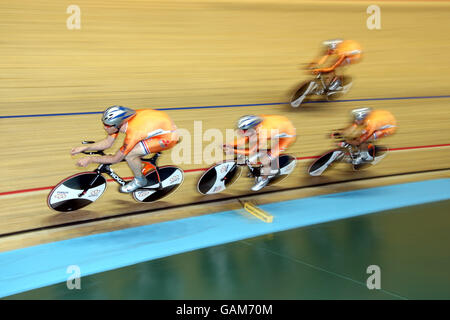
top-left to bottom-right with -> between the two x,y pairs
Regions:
223,114 -> 296,191
308,39 -> 362,94
71,106 -> 179,193
342,108 -> 397,164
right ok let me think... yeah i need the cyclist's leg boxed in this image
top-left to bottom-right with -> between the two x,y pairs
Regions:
372,127 -> 396,140
366,127 -> 396,159
119,144 -> 149,193
141,131 -> 181,171
321,72 -> 333,92
327,70 -> 337,87
261,137 -> 295,176
125,143 -> 148,178
328,71 -> 343,91
357,127 -> 395,162
252,137 -> 294,191
121,132 -> 179,193
140,131 -> 179,168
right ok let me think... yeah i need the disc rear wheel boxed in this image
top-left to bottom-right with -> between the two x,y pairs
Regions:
267,154 -> 297,186
133,166 -> 184,202
197,161 -> 241,195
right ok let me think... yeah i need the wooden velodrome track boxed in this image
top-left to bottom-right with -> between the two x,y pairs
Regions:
1,0 -> 450,250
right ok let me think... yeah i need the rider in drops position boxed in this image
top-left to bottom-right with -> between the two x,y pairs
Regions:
341,107 -> 397,165
71,106 -> 179,193
223,114 -> 296,191
308,39 -> 362,95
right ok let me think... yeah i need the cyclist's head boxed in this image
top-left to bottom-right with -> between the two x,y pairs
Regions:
102,105 -> 136,129
322,39 -> 343,52
351,107 -> 372,123
236,115 -> 262,135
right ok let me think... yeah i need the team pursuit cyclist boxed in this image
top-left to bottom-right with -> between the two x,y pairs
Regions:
223,114 -> 296,191
341,107 -> 397,164
71,106 -> 179,193
308,39 -> 362,95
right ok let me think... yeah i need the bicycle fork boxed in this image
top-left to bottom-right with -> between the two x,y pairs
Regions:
77,165 -> 122,198
78,173 -> 102,197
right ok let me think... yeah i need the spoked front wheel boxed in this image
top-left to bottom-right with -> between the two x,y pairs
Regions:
290,81 -> 318,108
133,166 -> 184,202
47,172 -> 107,212
197,160 -> 242,195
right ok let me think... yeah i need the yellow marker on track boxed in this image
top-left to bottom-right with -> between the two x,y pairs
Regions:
242,201 -> 273,223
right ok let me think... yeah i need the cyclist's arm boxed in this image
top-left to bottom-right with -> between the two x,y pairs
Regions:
356,130 -> 375,145
229,136 -> 260,156
75,148 -> 125,167
341,123 -> 357,137
233,143 -> 258,156
345,127 -> 374,145
71,135 -> 116,155
313,55 -> 345,73
230,136 -> 247,147
316,54 -> 330,66
88,149 -> 126,165
342,124 -> 361,145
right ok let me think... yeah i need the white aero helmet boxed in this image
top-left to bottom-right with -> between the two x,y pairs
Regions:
322,39 -> 343,50
102,105 -> 136,128
351,107 -> 372,122
237,115 -> 263,131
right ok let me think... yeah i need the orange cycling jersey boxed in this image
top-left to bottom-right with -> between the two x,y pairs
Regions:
232,114 -> 296,158
313,40 -> 362,74
111,109 -> 178,155
357,109 -> 397,142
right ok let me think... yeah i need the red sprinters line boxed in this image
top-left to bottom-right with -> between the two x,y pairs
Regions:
1,143 -> 450,197
391,144 -> 450,151
0,186 -> 54,196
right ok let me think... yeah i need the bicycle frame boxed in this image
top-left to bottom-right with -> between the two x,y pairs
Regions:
218,156 -> 260,184
239,155 -> 278,178
77,164 -> 124,198
49,143 -> 183,211
330,131 -> 363,161
340,143 -> 360,163
79,148 -> 163,195
315,73 -> 327,93
315,72 -> 343,95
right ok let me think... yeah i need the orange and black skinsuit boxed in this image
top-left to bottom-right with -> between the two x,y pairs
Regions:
110,109 -> 179,156
349,109 -> 397,145
311,40 -> 362,74
231,114 -> 296,160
